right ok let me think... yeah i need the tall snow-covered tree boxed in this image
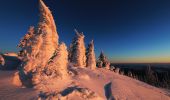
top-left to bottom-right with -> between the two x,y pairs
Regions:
97,51 -> 110,69
86,40 -> 96,70
18,0 -> 59,73
69,29 -> 86,67
16,0 -> 60,87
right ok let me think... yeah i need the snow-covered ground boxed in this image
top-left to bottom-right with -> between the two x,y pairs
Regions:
0,71 -> 38,100
1,67 -> 170,100
71,67 -> 170,100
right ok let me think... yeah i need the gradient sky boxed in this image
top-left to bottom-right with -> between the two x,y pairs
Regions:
0,0 -> 170,63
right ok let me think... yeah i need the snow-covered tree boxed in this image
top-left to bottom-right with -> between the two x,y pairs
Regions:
120,70 -> 124,75
32,43 -> 69,85
69,29 -> 86,67
115,67 -> 120,74
18,0 -> 59,73
96,51 -> 110,69
86,40 -> 96,70
16,0 -> 60,87
145,65 -> 157,85
128,71 -> 133,77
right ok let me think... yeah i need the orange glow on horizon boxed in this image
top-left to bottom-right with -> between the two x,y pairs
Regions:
111,56 -> 170,63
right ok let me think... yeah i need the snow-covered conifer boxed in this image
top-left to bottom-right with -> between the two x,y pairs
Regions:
16,0 -> 60,87
18,0 -> 59,73
97,51 -> 110,69
86,40 -> 96,70
69,29 -> 86,67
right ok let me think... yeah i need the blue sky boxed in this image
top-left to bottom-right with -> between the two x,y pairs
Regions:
0,0 -> 170,63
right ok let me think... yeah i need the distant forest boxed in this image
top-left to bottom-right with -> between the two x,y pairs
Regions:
111,63 -> 170,89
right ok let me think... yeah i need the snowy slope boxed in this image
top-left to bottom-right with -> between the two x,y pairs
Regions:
71,67 -> 170,100
1,67 -> 170,100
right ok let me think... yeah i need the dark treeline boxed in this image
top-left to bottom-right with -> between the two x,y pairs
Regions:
111,63 -> 170,89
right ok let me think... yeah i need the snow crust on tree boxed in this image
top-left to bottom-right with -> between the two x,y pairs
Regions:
38,0 -> 59,47
69,29 -> 86,67
44,42 -> 69,79
31,43 -> 70,89
86,40 -> 96,70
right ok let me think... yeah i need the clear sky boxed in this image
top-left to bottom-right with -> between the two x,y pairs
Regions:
0,0 -> 170,63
